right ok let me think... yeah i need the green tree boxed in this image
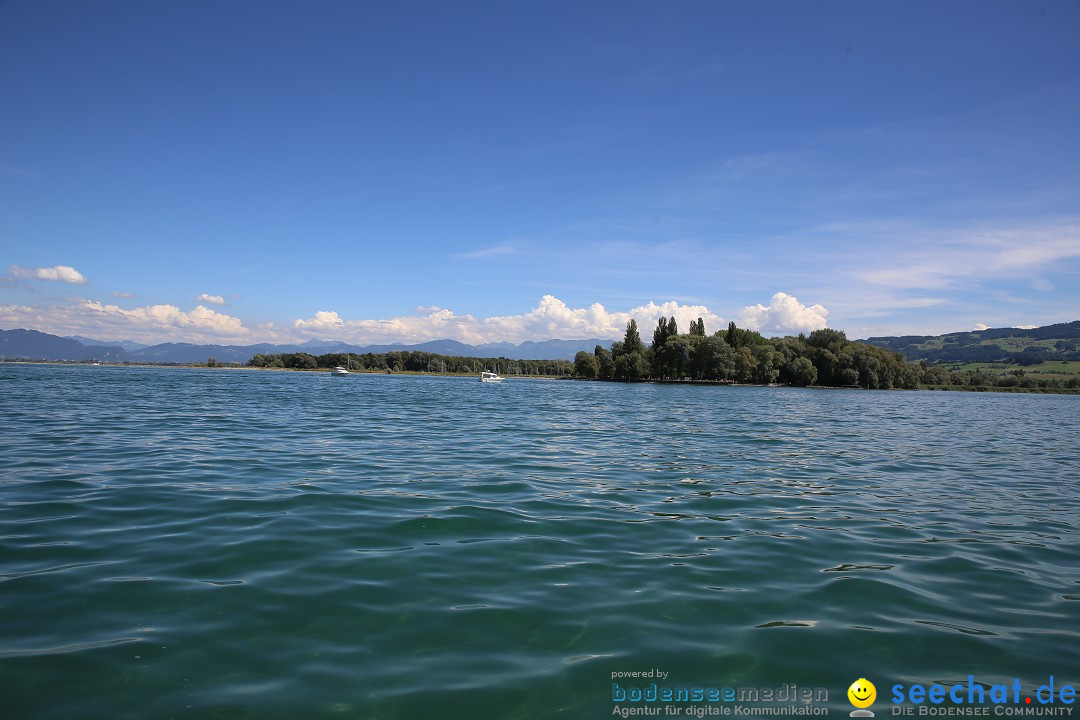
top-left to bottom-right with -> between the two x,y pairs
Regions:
615,350 -> 648,381
574,351 -> 599,379
751,346 -> 779,384
652,317 -> 669,349
694,335 -> 736,380
734,346 -> 756,383
837,368 -> 860,386
651,317 -> 670,378
623,319 -> 644,356
659,336 -> 693,379
807,328 -> 847,352
594,345 -> 615,380
787,357 -> 818,386
724,321 -> 765,350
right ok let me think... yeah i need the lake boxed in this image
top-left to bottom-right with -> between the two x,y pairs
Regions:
1,364 -> 1078,719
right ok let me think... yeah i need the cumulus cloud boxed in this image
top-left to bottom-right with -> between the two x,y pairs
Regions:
4,293 -> 827,347
482,295 -> 726,343
294,295 -> 730,345
0,299 -> 254,344
739,292 -> 828,335
79,302 -> 249,342
294,310 -> 346,330
197,293 -> 227,306
10,265 -> 88,284
973,323 -> 990,331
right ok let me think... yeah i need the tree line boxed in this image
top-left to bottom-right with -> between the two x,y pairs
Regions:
573,318 -> 1080,391
247,350 -> 573,377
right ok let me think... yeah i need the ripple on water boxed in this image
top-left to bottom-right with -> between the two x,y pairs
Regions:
1,366 -> 1079,718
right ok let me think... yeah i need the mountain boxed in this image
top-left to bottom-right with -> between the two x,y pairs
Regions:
363,340 -> 477,354
297,339 -> 351,351
126,342 -> 287,364
1,329 -> 126,361
476,338 -> 610,360
68,335 -> 149,351
0,328 -> 612,363
860,321 -> 1080,366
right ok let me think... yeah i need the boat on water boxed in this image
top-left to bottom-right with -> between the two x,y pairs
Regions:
479,370 -> 504,383
331,353 -> 351,376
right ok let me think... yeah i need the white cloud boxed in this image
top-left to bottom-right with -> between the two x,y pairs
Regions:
197,293 -> 227,306
294,294 -> 730,345
80,302 -> 249,342
739,292 -> 828,335
453,241 -> 521,259
856,224 -> 1080,290
4,293 -> 825,347
1016,324 -> 1038,330
10,265 -> 88,284
0,300 -> 253,344
295,310 -> 346,330
973,323 -> 990,331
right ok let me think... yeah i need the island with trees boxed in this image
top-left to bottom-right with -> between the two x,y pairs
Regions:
246,349 -> 573,377
242,318 -> 1079,393
572,318 -> 1080,393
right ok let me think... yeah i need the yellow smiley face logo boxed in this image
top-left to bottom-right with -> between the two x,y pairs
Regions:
848,678 -> 876,709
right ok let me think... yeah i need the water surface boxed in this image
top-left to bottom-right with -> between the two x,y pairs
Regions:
1,364 -> 1078,718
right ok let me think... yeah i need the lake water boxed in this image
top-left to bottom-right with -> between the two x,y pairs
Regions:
2,364 -> 1079,719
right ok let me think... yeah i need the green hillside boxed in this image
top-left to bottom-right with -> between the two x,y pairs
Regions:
862,321 -> 1080,378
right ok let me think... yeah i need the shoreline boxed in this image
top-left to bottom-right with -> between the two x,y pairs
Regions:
5,360 -> 1078,394
0,360 -> 568,380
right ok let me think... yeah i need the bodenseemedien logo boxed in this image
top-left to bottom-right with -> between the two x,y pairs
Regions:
849,678 -> 877,717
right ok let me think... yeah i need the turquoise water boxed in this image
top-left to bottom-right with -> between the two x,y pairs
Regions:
1,363 -> 1079,719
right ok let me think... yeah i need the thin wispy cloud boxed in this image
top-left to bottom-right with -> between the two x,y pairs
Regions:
631,60 -> 731,87
855,223 -> 1080,290
453,241 -> 523,260
0,163 -> 40,179
461,175 -> 577,197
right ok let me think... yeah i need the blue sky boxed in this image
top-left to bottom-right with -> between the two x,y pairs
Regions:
2,1 -> 1078,345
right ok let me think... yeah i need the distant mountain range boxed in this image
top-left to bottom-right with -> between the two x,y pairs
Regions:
0,328 -> 610,363
68,335 -> 149,352
5,321 -> 1077,366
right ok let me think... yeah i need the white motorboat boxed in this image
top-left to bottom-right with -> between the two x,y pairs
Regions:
332,353 -> 351,376
479,371 -> 504,383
